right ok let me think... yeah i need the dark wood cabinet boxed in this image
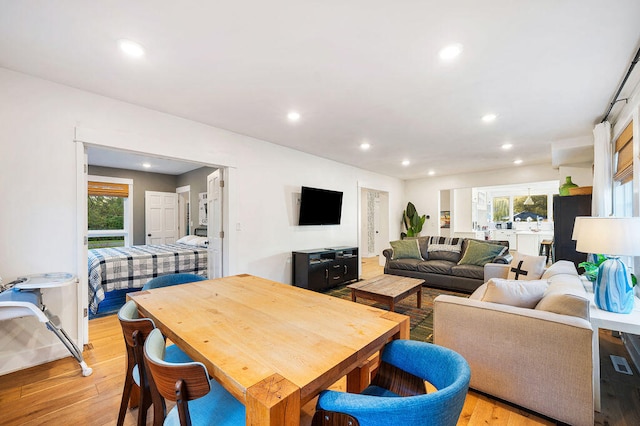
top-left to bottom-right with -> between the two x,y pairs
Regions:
553,194 -> 592,269
293,246 -> 359,291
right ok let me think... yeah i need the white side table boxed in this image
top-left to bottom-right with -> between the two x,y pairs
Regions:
582,278 -> 640,412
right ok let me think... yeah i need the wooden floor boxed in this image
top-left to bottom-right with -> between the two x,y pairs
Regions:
0,257 -> 637,425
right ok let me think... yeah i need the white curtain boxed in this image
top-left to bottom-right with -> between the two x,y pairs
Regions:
592,121 -> 612,216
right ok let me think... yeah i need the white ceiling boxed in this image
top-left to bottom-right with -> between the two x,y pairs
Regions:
2,1 -> 639,179
87,146 -> 207,175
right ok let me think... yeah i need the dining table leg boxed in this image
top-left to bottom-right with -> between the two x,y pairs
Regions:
346,357 -> 372,393
246,373 -> 300,425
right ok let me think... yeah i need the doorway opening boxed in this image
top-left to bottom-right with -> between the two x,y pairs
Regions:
76,141 -> 234,344
359,187 -> 390,272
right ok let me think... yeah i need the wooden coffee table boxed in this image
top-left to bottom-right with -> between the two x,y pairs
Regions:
347,274 -> 424,312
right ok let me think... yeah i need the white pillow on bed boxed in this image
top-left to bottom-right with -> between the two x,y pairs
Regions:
176,235 -> 198,244
187,236 -> 209,247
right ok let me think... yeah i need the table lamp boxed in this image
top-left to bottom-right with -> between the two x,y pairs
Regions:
573,217 -> 640,313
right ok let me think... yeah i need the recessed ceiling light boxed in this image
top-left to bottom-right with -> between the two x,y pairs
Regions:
287,111 -> 301,122
142,162 -> 151,168
501,143 -> 513,150
428,170 -> 436,176
402,160 -> 410,166
482,113 -> 497,123
439,43 -> 463,61
360,142 -> 371,150
513,159 -> 523,165
118,39 -> 145,58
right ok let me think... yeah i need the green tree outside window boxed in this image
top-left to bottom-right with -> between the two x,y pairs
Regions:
492,197 -> 509,222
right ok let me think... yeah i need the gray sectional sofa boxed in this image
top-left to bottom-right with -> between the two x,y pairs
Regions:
383,236 -> 512,293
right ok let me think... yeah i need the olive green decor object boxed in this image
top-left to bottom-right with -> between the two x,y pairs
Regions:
558,176 -> 578,196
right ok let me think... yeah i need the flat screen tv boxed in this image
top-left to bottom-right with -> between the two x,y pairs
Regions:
298,186 -> 343,225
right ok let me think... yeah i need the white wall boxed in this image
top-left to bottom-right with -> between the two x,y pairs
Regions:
0,68 -> 404,374
452,188 -> 473,233
406,163 -> 573,237
558,166 -> 593,188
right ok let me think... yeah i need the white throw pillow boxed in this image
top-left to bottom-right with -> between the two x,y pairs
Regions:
507,253 -> 546,280
176,235 -> 198,244
188,236 -> 209,247
482,278 -> 549,308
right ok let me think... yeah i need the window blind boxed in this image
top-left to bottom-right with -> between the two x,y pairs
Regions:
88,181 -> 129,197
614,121 -> 633,184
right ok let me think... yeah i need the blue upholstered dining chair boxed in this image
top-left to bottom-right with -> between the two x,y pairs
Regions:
313,340 -> 470,426
144,328 -> 246,426
117,300 -> 193,426
142,273 -> 206,290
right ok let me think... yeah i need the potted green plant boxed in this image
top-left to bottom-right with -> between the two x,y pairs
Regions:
578,254 -> 607,282
579,254 -> 637,285
401,202 -> 426,239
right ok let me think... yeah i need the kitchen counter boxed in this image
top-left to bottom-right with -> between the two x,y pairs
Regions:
489,228 -> 553,255
516,230 -> 553,256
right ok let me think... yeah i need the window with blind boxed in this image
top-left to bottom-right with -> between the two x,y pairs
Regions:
614,121 -> 633,184
87,176 -> 133,249
613,121 -> 633,220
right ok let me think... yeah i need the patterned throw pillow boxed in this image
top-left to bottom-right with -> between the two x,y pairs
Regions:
390,239 -> 423,260
507,253 -> 547,280
427,237 -> 462,262
457,240 -> 508,266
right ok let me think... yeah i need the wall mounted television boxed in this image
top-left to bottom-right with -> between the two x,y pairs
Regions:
298,186 -> 343,225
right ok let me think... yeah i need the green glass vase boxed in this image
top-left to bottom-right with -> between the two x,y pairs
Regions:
559,176 -> 578,196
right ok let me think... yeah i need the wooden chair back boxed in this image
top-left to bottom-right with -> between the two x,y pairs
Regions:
312,410 -> 360,426
117,300 -> 164,426
144,328 -> 211,399
311,355 -> 426,425
369,360 -> 427,397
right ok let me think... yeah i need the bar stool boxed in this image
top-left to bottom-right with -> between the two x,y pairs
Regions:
539,239 -> 554,264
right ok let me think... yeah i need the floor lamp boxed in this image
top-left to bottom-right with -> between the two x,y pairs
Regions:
573,217 -> 640,314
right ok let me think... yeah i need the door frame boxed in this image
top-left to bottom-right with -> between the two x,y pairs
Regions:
75,137 -> 237,345
357,183 -> 391,275
176,185 -> 191,237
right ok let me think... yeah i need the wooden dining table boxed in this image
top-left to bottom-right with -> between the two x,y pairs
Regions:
128,274 -> 409,425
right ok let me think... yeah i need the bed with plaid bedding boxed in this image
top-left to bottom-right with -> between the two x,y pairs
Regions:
88,243 -> 208,314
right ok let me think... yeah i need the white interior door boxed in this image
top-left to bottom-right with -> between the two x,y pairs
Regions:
207,170 -> 223,278
145,191 -> 179,244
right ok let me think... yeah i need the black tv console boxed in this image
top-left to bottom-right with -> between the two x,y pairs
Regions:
292,246 -> 359,291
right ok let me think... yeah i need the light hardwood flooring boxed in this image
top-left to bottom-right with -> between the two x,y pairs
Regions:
0,258 -> 637,425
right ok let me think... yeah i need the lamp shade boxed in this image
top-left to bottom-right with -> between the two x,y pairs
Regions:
573,217 -> 640,256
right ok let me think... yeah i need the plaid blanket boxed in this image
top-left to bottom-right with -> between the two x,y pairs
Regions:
88,244 -> 208,313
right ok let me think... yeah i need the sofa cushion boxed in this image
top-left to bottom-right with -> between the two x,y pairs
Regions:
544,272 -> 586,299
481,278 -> 549,308
469,283 -> 487,300
388,258 -> 422,271
416,260 -> 455,275
450,264 -> 484,280
535,293 -> 589,320
507,253 -> 546,280
390,239 -> 423,260
457,240 -> 507,267
541,260 -> 578,279
427,237 -> 462,262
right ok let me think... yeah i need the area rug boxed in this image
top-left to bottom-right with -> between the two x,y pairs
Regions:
323,285 -> 468,342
